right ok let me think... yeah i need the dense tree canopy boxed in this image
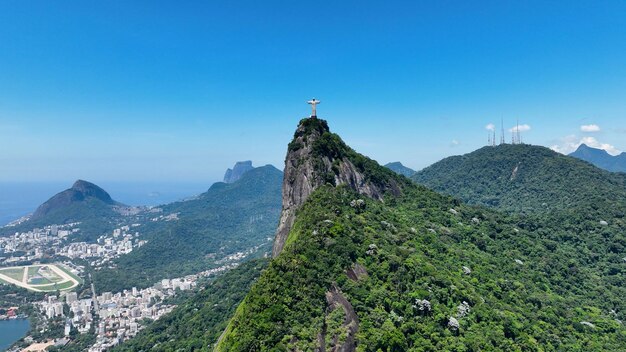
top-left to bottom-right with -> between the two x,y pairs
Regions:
218,182 -> 626,351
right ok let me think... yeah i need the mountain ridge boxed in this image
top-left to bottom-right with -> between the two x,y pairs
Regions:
213,121 -> 626,350
384,161 -> 416,177
31,179 -> 121,220
412,143 -> 626,214
1,180 -> 126,240
569,143 -> 626,173
272,117 -> 408,257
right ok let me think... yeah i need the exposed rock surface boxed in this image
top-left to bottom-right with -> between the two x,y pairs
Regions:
32,180 -> 119,220
345,263 -> 368,281
223,161 -> 255,183
272,118 -> 405,257
318,285 -> 359,352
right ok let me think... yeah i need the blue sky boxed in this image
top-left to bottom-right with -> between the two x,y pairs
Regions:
1,1 -> 625,183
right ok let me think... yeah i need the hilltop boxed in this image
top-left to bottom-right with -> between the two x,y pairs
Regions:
2,180 -> 125,240
570,144 -> 626,173
31,180 -> 120,220
384,161 -> 416,177
224,161 -> 256,183
273,117 -> 408,256
412,144 -> 626,214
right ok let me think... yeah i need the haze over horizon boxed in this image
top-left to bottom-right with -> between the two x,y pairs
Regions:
1,1 -> 625,183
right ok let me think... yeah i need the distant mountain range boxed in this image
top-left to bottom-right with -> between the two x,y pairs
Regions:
93,163 -> 283,292
1,161 -> 283,293
384,161 -> 416,177
569,143 -> 626,173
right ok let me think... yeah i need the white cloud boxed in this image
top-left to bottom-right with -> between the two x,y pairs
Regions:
450,139 -> 460,147
550,135 -> 622,156
580,124 -> 601,132
485,123 -> 495,131
508,124 -> 531,133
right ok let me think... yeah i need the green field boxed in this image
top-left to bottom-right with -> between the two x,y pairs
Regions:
27,266 -> 39,277
56,265 -> 83,284
0,267 -> 25,281
51,280 -> 77,291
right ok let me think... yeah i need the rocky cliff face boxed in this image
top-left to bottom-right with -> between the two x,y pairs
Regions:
223,161 -> 255,183
272,118 -> 405,257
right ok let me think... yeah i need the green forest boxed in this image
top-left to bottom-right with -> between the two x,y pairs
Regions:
411,144 -> 626,214
215,126 -> 626,351
218,183 -> 625,350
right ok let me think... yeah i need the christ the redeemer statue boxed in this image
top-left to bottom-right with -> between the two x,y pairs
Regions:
307,98 -> 320,118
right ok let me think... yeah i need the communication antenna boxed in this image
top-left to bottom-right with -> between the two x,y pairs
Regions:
500,117 -> 505,145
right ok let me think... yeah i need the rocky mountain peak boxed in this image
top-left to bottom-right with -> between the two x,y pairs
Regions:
570,144 -> 626,172
70,180 -> 116,204
223,161 -> 255,183
384,161 -> 416,177
272,117 -> 406,257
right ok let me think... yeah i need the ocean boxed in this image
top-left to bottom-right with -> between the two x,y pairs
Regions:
0,181 -> 212,226
0,318 -> 30,351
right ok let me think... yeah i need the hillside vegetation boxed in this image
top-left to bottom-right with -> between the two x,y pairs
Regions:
215,126 -> 626,351
93,166 -> 282,292
412,144 -> 626,214
1,180 -> 124,241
